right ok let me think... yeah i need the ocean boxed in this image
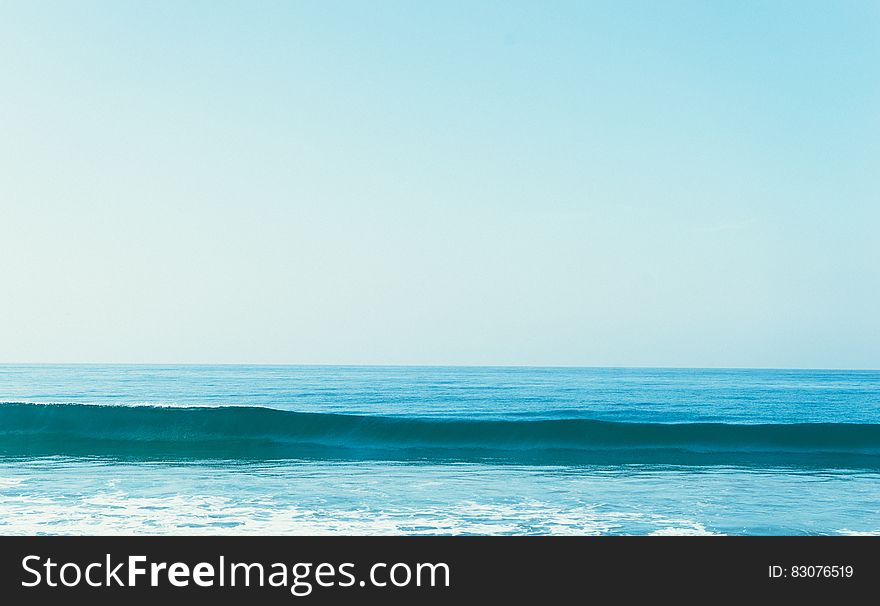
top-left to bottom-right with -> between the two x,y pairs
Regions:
1,365 -> 878,535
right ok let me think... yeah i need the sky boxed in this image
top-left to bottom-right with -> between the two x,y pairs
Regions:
0,1 -> 878,367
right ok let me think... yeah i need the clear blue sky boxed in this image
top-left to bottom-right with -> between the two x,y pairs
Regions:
1,1 -> 878,367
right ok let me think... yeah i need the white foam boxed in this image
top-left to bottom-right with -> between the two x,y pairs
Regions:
0,491 -> 722,536
836,529 -> 880,536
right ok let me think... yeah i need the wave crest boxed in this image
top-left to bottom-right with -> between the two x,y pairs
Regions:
2,403 -> 879,466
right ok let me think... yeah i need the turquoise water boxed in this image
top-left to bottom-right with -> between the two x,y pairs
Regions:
1,365 -> 878,535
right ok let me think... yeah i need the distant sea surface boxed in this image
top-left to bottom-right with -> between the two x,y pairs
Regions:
1,365 -> 878,535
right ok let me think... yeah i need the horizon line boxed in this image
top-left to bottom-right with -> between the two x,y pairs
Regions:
0,362 -> 877,372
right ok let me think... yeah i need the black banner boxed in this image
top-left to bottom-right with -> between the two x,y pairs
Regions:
0,536 -> 875,603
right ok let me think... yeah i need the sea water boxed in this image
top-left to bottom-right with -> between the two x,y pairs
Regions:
0,365 -> 878,535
